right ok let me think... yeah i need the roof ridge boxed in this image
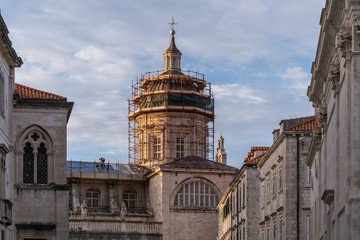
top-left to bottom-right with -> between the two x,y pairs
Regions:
279,115 -> 315,125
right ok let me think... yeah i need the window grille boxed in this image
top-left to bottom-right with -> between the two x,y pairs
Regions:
176,137 -> 184,158
37,143 -> 47,184
86,190 -> 100,208
174,181 -> 218,208
123,190 -> 136,209
23,142 -> 34,184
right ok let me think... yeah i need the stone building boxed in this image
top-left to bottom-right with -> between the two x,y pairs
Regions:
307,0 -> 360,239
67,23 -> 238,240
217,147 -> 269,240
0,12 -> 73,240
258,116 -> 315,240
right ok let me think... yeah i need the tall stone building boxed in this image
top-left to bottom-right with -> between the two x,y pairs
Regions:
0,13 -> 73,240
307,0 -> 360,239
217,146 -> 269,240
258,116 -> 314,240
67,23 -> 237,240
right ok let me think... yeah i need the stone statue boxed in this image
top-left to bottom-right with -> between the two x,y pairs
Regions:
120,201 -> 127,219
80,200 -> 88,218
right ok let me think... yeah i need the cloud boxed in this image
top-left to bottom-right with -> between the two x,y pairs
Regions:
213,83 -> 266,104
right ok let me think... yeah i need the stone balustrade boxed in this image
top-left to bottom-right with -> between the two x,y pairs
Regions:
69,219 -> 162,234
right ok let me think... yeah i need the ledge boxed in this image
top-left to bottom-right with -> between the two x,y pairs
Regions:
15,183 -> 70,191
321,189 -> 334,205
15,222 -> 56,230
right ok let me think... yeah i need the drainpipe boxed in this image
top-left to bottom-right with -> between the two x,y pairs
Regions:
296,134 -> 300,240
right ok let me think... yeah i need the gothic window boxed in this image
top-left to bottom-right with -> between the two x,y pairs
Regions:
22,131 -> 49,184
176,137 -> 184,158
174,181 -> 218,208
86,190 -> 100,208
153,137 -> 161,159
123,190 -> 136,209
37,143 -> 48,184
23,142 -> 34,184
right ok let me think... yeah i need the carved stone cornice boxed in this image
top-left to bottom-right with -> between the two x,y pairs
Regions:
312,126 -> 322,148
336,29 -> 352,58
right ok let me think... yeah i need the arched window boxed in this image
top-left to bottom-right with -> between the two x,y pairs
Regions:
174,181 -> 218,208
86,190 -> 100,208
22,131 -> 49,184
123,190 -> 136,209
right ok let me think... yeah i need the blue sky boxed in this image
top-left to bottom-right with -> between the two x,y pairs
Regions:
2,0 -> 324,168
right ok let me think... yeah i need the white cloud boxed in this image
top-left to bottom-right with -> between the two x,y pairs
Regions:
213,83 -> 266,104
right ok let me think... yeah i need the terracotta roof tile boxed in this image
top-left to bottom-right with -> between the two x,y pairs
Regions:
279,115 -> 314,125
15,83 -> 66,101
243,146 -> 270,164
245,152 -> 267,164
250,146 -> 270,152
285,116 -> 317,131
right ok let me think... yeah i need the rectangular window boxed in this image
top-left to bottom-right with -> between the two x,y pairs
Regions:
236,187 -> 239,213
242,226 -> 245,240
261,185 -> 264,207
86,190 -> 99,208
279,217 -> 283,240
261,230 -> 264,240
153,137 -> 161,159
242,182 -> 245,208
307,166 -> 311,185
272,173 -> 276,197
273,222 -> 277,239
306,215 -> 311,240
279,167 -> 283,190
176,137 -> 184,158
266,180 -> 270,202
239,228 -> 241,240
239,186 -> 242,212
0,74 -> 4,114
266,226 -> 270,240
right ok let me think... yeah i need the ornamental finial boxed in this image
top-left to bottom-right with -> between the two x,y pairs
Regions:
168,17 -> 177,36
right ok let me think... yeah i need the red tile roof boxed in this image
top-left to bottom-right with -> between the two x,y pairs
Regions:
285,116 -> 317,131
244,146 -> 269,164
279,115 -> 314,125
15,83 -> 66,101
245,152 -> 267,164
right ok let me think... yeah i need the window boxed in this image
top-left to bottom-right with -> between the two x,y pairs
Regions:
306,215 -> 311,240
279,167 -> 283,190
223,197 -> 230,219
176,137 -> 184,158
261,185 -> 264,207
242,226 -> 245,240
174,181 -> 218,207
279,217 -> 283,240
236,186 -> 239,213
272,173 -> 276,197
239,186 -> 242,211
242,182 -> 245,208
22,131 -> 48,184
266,180 -> 270,202
153,137 -> 162,159
123,190 -> 136,209
86,190 -> 100,208
239,228 -> 241,240
307,166 -> 311,185
273,222 -> 277,239
266,226 -> 270,240
0,73 -> 4,114
261,230 -> 264,240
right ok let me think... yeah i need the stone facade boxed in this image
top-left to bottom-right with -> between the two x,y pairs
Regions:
258,117 -> 314,240
0,13 -> 73,240
217,147 -> 268,240
307,0 -> 360,239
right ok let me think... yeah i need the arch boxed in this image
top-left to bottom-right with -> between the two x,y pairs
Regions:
170,177 -> 221,208
15,124 -> 55,184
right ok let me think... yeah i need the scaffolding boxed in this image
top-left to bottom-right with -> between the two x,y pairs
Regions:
128,70 -> 214,167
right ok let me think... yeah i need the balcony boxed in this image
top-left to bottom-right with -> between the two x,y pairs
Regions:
0,199 -> 13,226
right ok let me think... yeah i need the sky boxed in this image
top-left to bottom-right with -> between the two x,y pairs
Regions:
2,0 -> 325,168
